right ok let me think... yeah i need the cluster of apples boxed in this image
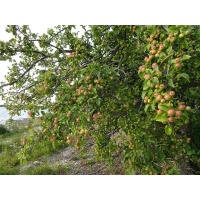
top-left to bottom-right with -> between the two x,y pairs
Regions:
166,104 -> 191,123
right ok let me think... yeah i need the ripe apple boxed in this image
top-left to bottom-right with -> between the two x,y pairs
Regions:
159,84 -> 165,90
168,117 -> 175,122
50,136 -> 55,142
169,91 -> 175,96
175,58 -> 181,62
175,63 -> 181,68
164,94 -> 171,100
178,105 -> 185,110
175,110 -> 182,117
154,92 -> 159,97
54,117 -> 59,123
157,109 -> 162,114
168,109 -> 175,116
76,118 -> 80,122
67,112 -> 71,117
67,139 -> 72,144
156,95 -> 162,101
152,63 -> 158,68
144,74 -> 151,80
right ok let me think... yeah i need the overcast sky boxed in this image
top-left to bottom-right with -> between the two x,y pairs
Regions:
0,25 -> 53,104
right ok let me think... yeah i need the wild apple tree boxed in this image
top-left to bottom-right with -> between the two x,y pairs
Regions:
0,25 -> 199,174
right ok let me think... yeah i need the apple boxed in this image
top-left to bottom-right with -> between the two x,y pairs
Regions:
144,74 -> 151,80
175,110 -> 182,117
76,118 -> 80,122
152,40 -> 157,45
156,95 -> 162,101
84,133 -> 89,138
170,37 -> 175,42
150,50 -> 157,55
164,94 -> 171,100
154,92 -> 159,97
151,45 -> 156,50
28,111 -> 32,117
179,33 -> 184,38
160,99 -> 165,103
67,112 -> 71,117
152,63 -> 158,68
54,117 -> 59,123
67,139 -> 72,144
159,84 -> 165,90
169,91 -> 175,96
168,109 -> 175,116
168,117 -> 175,122
157,109 -> 162,114
50,136 -> 55,142
175,63 -> 181,68
186,106 -> 191,111
178,105 -> 185,110
175,58 -> 181,62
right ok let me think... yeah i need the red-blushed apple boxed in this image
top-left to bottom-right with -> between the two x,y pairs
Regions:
50,136 -> 55,142
157,109 -> 162,114
150,50 -> 157,55
159,84 -> 165,90
169,91 -> 175,96
67,112 -> 71,117
178,105 -> 185,110
144,74 -> 151,80
175,58 -> 181,62
175,110 -> 182,117
168,109 -> 175,116
152,63 -> 158,68
154,92 -> 159,97
168,117 -> 175,122
164,94 -> 171,100
67,139 -> 72,144
156,95 -> 162,101
76,118 -> 80,122
175,63 -> 181,68
54,117 -> 59,123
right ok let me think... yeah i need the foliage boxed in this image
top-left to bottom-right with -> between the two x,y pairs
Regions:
0,124 -> 9,135
0,25 -> 200,174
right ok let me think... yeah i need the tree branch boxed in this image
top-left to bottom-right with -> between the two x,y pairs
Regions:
0,56 -> 48,89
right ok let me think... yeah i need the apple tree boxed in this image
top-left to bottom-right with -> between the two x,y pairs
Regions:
0,25 -> 199,174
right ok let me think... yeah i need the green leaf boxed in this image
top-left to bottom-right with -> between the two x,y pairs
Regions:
144,104 -> 150,113
150,102 -> 155,111
154,113 -> 167,123
176,73 -> 190,82
168,79 -> 175,88
142,91 -> 147,99
159,104 -> 170,112
143,80 -> 150,90
182,112 -> 189,124
182,55 -> 191,61
165,124 -> 174,135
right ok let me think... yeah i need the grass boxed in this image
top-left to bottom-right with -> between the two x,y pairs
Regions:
0,118 -> 71,175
